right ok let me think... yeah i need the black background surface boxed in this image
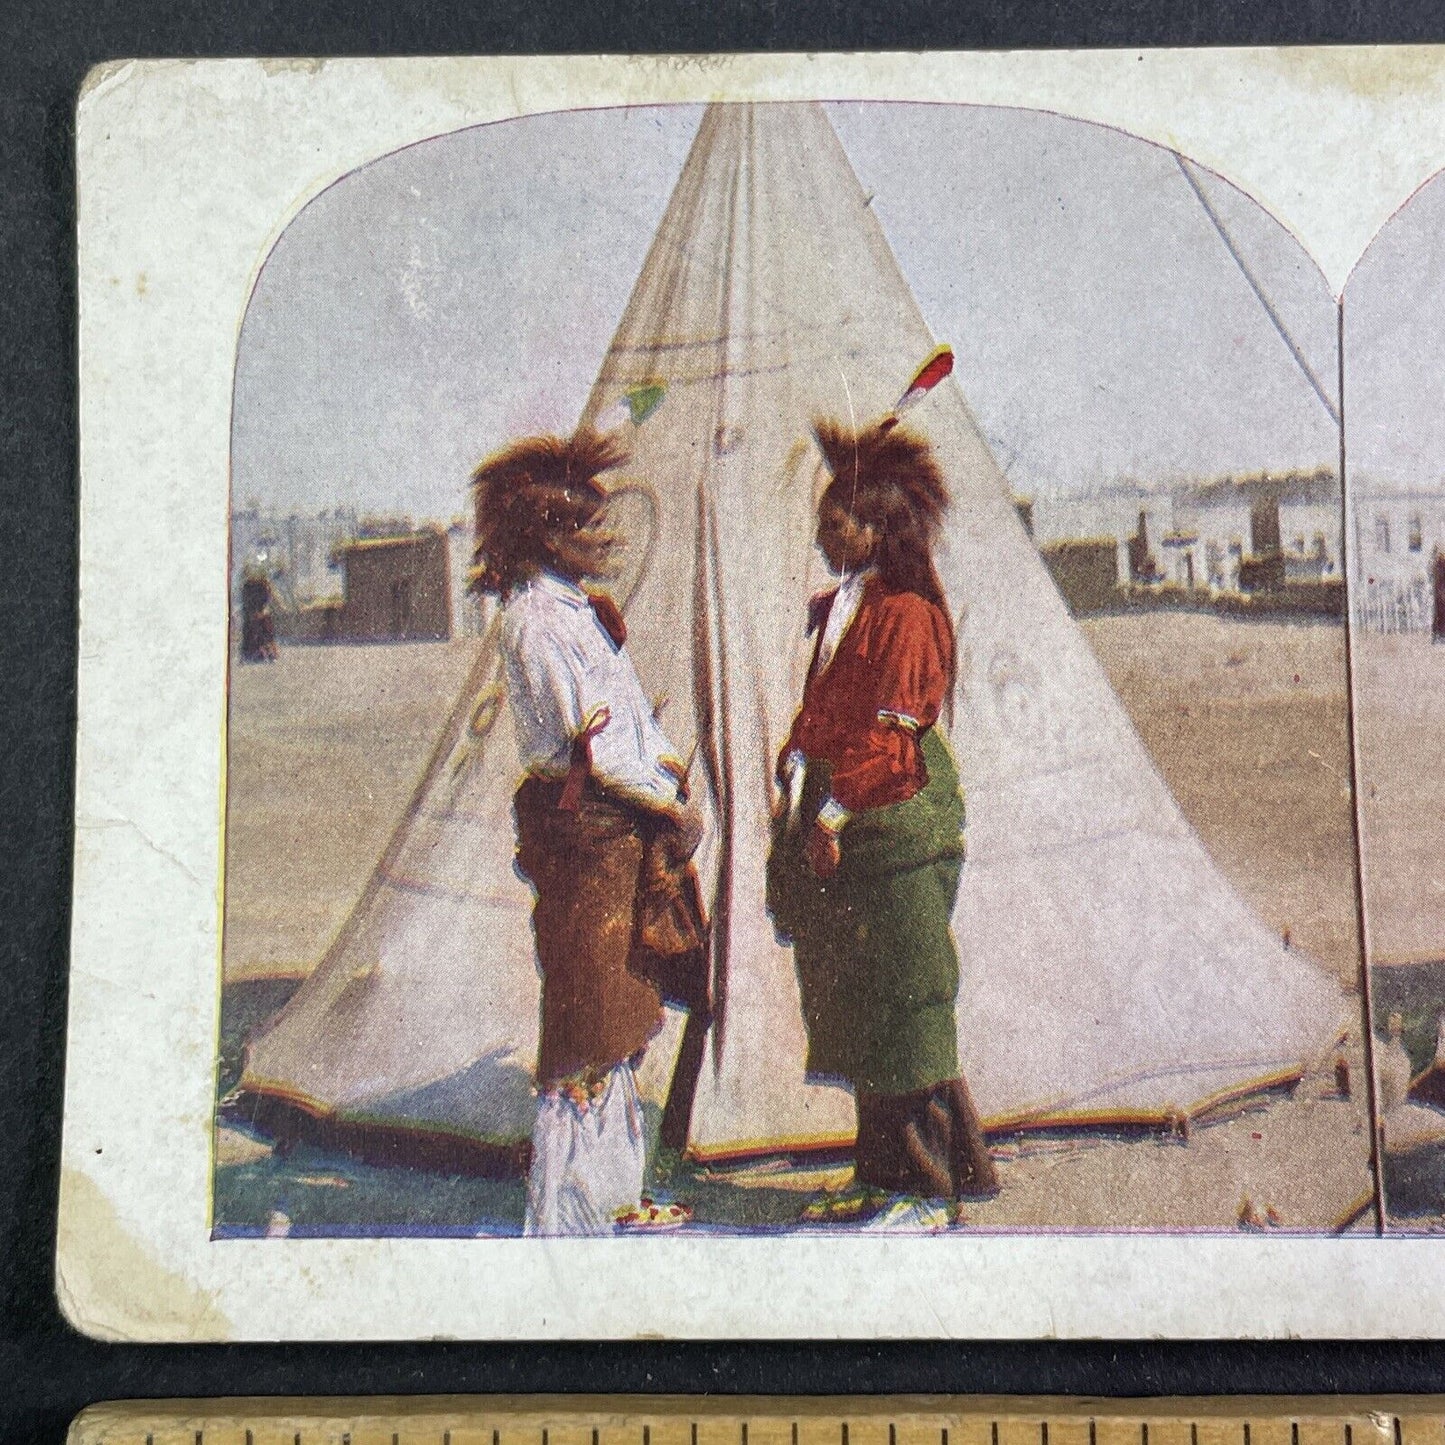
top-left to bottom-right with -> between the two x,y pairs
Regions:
6,3 -> 1445,1442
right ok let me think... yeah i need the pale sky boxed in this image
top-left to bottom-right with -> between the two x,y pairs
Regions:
1344,166 -> 1445,493
232,101 -> 1342,520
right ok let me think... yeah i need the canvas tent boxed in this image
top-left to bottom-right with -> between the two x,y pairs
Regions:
237,101 -> 1351,1173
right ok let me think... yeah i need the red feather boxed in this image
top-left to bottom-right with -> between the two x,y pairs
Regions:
900,345 -> 954,405
879,345 -> 956,432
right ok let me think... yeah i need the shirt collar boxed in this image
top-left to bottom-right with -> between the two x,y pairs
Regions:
838,565 -> 876,598
529,569 -> 589,608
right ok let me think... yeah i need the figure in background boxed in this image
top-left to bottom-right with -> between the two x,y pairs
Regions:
1432,546 -> 1445,643
240,566 -> 280,662
471,429 -> 706,1236
767,418 -> 999,1230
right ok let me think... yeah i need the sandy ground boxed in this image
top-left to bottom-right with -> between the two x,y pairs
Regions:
222,640 -> 480,979
1352,631 -> 1445,968
217,613 -> 1388,1231
1082,612 -> 1360,986
966,1065 -> 1371,1230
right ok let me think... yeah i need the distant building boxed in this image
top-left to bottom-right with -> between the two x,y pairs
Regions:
329,529 -> 452,642
1023,468 -> 1342,617
1039,537 -> 1119,614
1159,527 -> 1201,590
231,507 -> 485,644
1350,483 -> 1445,632
1027,486 -> 1174,590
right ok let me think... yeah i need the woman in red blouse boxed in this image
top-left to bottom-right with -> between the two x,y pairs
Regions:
767,418 -> 998,1225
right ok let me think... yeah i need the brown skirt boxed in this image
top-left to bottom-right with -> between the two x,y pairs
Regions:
855,1076 -> 999,1201
513,777 -> 664,1086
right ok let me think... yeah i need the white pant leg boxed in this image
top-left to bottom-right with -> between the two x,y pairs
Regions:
524,1063 -> 646,1236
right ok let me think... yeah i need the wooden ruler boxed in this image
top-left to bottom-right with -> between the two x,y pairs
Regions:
64,1397 -> 1445,1445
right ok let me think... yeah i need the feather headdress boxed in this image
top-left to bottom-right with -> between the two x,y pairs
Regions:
811,402 -> 953,652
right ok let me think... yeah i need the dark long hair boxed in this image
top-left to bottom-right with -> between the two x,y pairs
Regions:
470,429 -> 627,596
813,417 -> 956,692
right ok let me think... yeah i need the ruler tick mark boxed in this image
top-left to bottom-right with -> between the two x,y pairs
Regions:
84,1397 -> 1412,1445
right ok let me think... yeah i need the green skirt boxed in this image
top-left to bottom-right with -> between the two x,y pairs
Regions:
766,728 -> 967,1095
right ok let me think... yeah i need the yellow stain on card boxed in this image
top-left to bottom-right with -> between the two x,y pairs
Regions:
1263,45 -> 1445,100
55,1169 -> 230,1342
